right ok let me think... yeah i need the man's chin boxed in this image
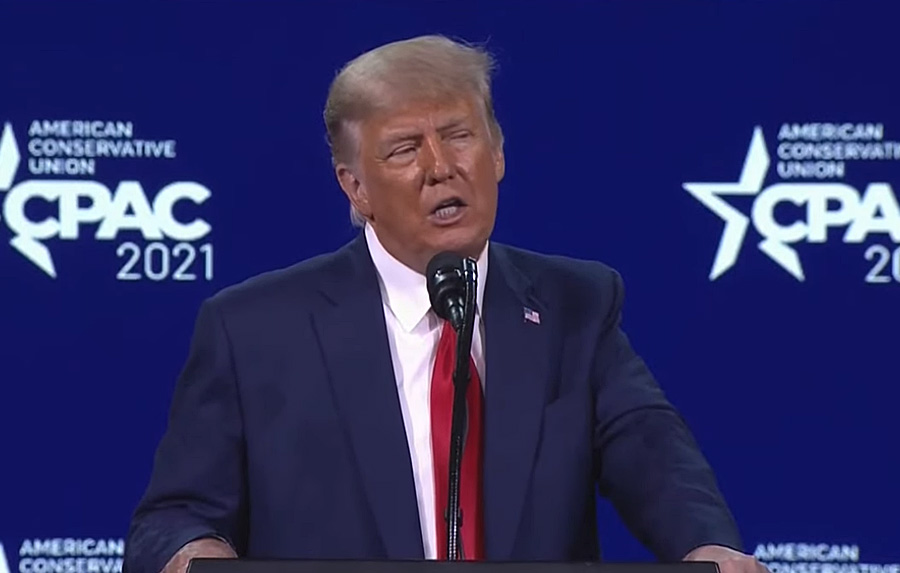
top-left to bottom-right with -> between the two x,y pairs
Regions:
428,229 -> 488,261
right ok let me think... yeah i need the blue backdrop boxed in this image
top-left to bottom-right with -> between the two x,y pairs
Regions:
1,1 -> 897,571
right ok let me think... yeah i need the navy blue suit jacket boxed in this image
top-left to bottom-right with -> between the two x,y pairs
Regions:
125,232 -> 743,573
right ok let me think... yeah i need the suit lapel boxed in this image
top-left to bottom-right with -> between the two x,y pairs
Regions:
483,245 -> 551,560
311,233 -> 424,559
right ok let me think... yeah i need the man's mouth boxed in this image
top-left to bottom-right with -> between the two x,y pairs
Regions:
431,198 -> 467,220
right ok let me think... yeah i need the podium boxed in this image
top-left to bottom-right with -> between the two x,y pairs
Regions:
187,561 -> 719,573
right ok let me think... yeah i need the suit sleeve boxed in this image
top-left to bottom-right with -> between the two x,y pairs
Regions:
591,269 -> 743,561
124,298 -> 248,573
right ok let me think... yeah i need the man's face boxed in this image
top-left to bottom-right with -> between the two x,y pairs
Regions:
336,93 -> 505,273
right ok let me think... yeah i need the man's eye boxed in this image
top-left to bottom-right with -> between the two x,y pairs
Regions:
450,131 -> 472,140
390,146 -> 416,157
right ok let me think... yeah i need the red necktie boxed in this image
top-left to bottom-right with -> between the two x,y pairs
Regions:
430,319 -> 485,560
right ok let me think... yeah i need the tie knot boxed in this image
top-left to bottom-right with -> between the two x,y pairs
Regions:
441,319 -> 455,337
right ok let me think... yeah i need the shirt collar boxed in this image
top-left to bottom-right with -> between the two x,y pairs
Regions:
365,223 -> 488,333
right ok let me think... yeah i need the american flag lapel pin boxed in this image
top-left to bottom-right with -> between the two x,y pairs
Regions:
523,306 -> 541,325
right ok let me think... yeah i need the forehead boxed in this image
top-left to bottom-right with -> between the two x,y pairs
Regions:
360,94 -> 483,137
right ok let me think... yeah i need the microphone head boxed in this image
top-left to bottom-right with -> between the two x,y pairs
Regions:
426,252 -> 466,325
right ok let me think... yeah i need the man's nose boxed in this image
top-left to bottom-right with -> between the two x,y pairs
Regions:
422,135 -> 453,184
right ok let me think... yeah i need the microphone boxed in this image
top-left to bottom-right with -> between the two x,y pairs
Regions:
426,251 -> 478,560
426,252 -> 467,332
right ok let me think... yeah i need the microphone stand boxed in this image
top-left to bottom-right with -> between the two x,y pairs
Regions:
445,257 -> 478,561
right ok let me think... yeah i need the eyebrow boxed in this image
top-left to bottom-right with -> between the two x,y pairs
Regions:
436,118 -> 469,133
381,131 -> 421,147
380,118 -> 471,146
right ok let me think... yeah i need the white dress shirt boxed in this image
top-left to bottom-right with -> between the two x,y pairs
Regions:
364,223 -> 487,559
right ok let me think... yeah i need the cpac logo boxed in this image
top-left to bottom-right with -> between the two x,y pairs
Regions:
684,127 -> 900,280
0,122 -> 211,278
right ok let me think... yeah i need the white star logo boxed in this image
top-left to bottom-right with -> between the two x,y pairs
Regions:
0,123 -> 20,190
0,122 -> 58,277
0,542 -> 11,573
683,127 -> 806,281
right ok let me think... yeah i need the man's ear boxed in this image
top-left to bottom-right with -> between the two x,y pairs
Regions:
493,145 -> 506,182
336,162 -> 372,220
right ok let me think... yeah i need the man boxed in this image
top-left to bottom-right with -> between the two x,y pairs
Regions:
125,35 -> 766,573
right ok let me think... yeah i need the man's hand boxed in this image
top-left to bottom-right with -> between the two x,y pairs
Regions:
161,538 -> 237,573
684,545 -> 768,573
